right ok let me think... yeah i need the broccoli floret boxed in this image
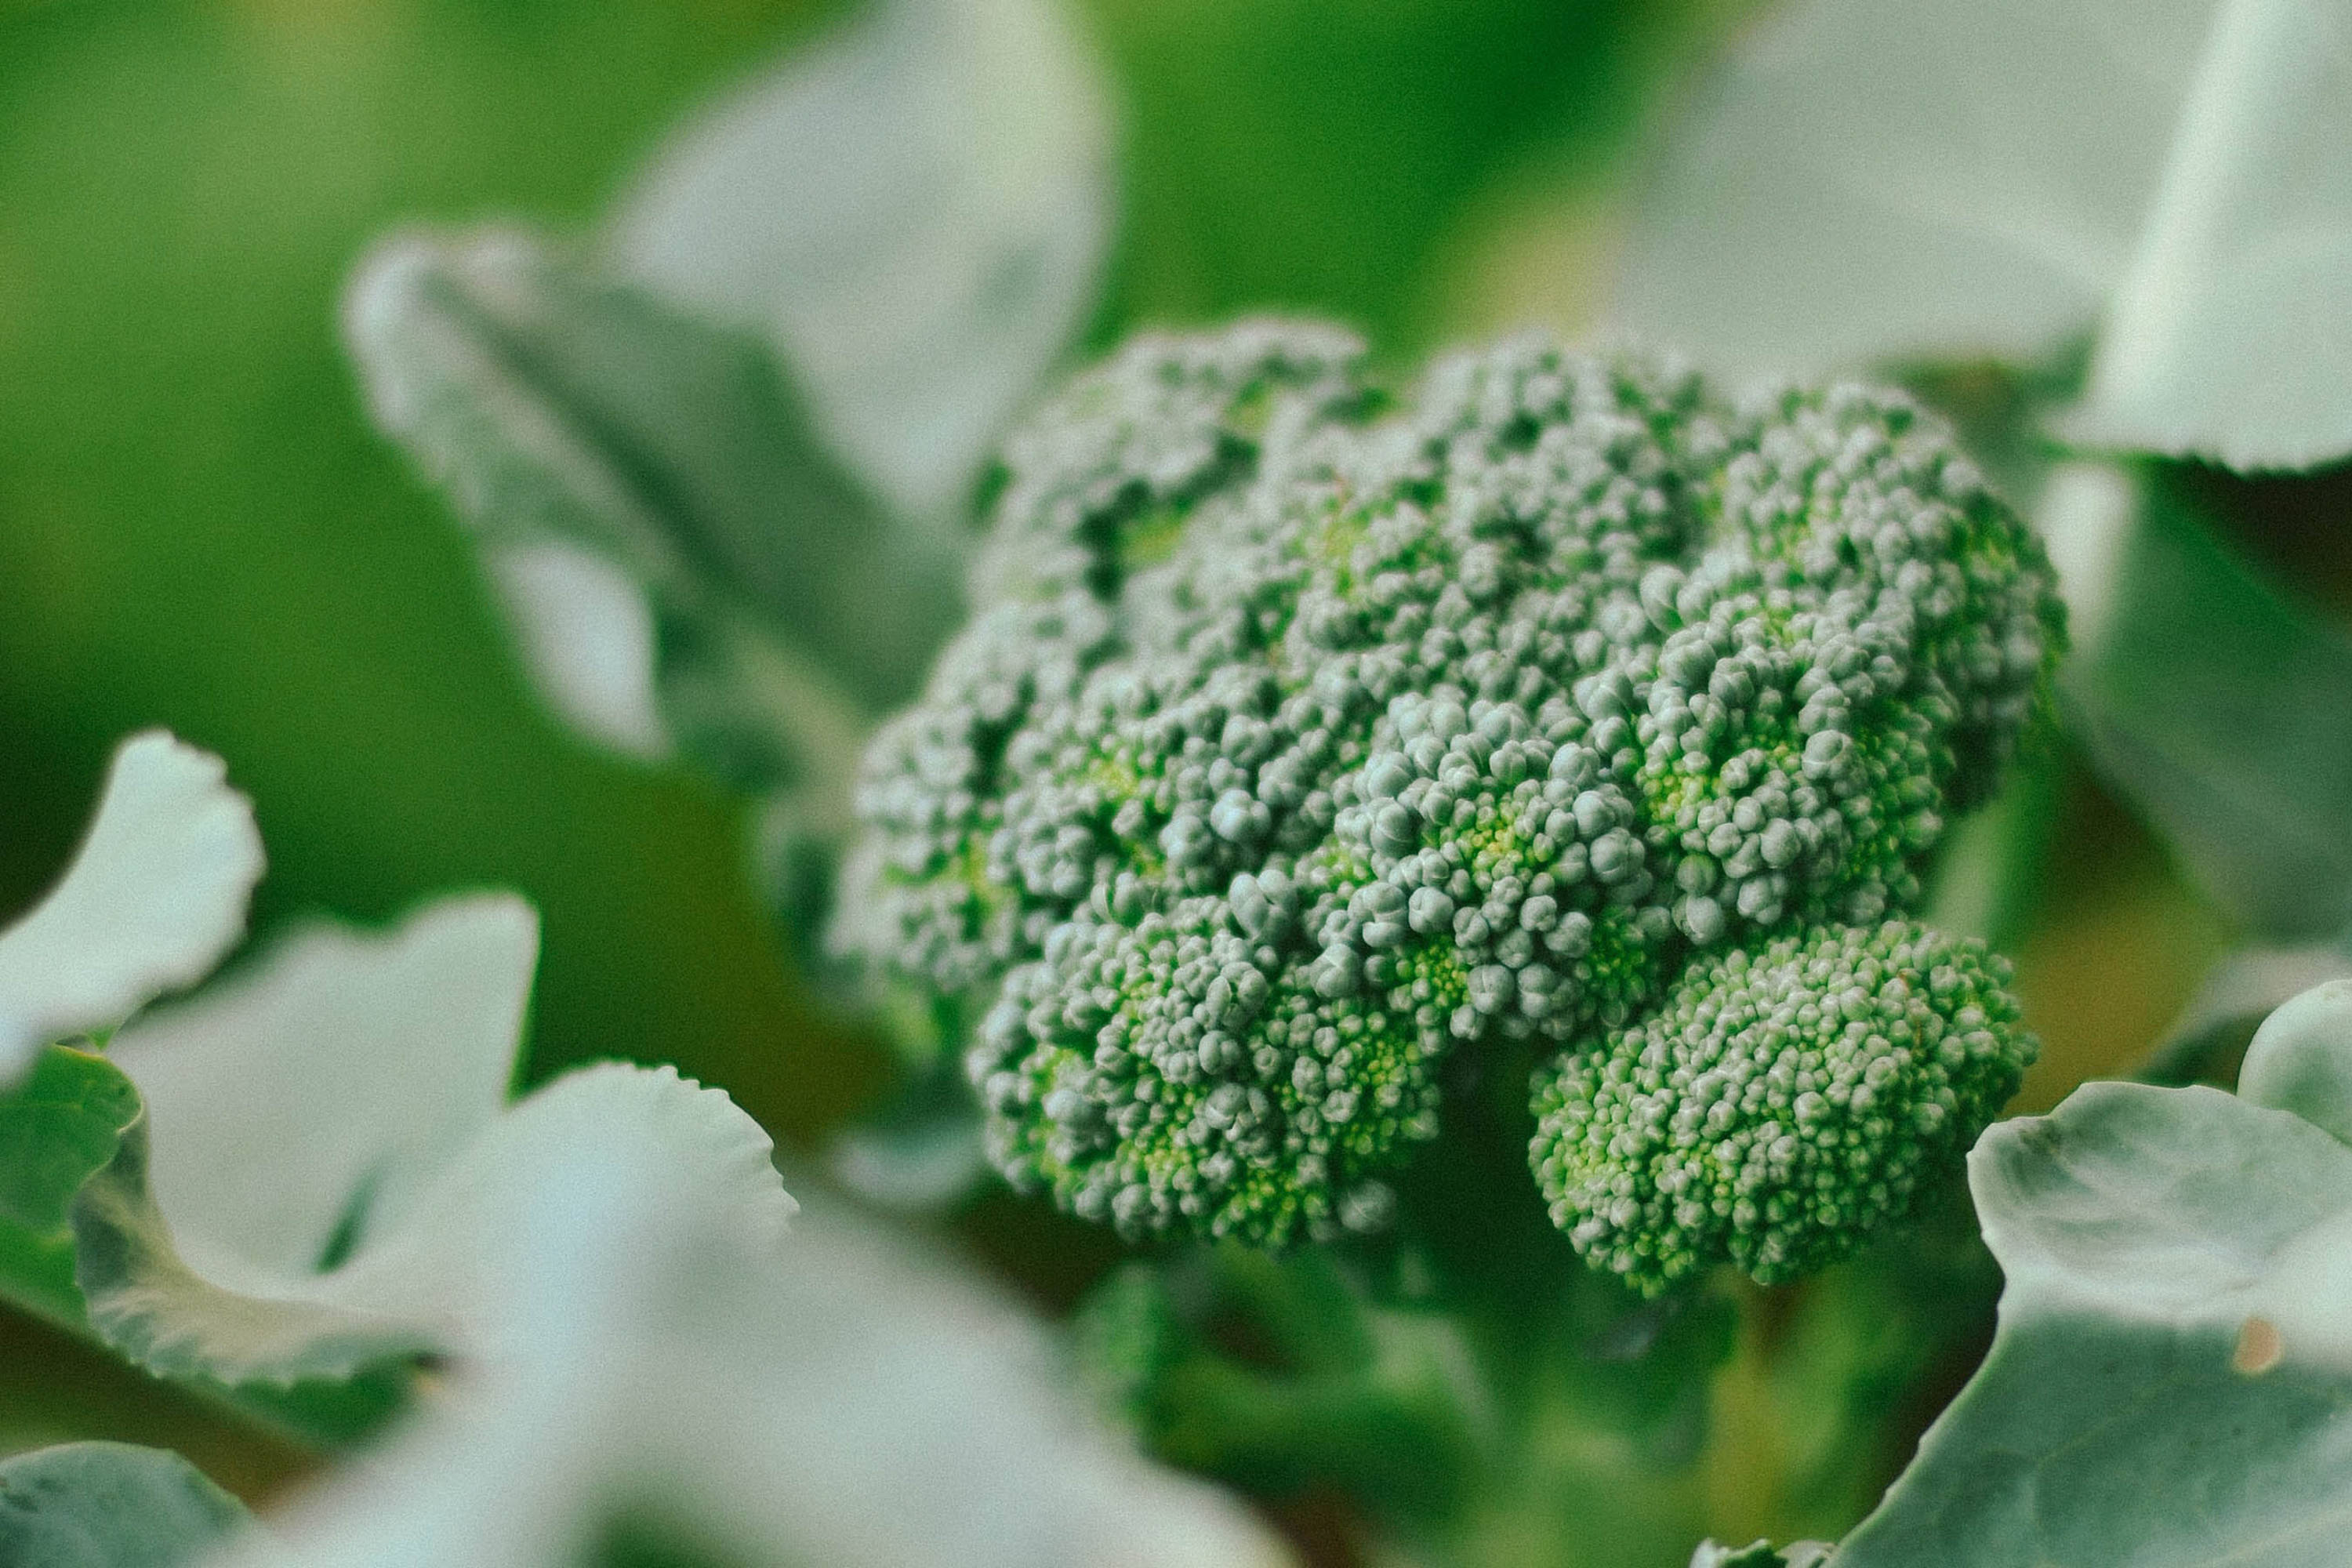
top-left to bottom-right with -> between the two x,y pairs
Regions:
837,322 -> 2058,1274
1532,922 -> 2035,1292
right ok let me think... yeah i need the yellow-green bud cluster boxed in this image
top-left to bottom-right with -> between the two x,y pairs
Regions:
839,321 -> 2058,1272
1532,923 -> 2035,1292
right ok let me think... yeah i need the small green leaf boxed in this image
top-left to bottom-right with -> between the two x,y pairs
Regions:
0,1047 -> 138,1237
0,1443 -> 252,1567
1691,1544 -> 1829,1568
1833,1068 -> 2352,1566
0,1046 -> 140,1327
606,0 -> 1114,523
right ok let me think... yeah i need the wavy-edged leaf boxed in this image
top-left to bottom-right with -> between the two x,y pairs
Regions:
106,895 -> 534,1286
2064,0 -> 2352,470
0,1006 -> 437,1448
0,732 -> 263,1083
343,229 -> 916,811
1832,1069 -> 2352,1564
205,1164 -> 1287,1568
45,893 -> 789,1385
75,1060 -> 790,1386
606,0 -> 1114,523
0,1442 -> 252,1567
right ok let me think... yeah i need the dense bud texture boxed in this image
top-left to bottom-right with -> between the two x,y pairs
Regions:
839,322 -> 2057,1277
1532,923 -> 2032,1291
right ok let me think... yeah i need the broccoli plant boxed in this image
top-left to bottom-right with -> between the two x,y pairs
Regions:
838,323 -> 2061,1292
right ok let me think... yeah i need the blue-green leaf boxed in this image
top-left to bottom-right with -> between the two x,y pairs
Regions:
1614,0 -> 2213,381
2141,938 -> 2352,1084
344,230 -> 924,808
1617,0 -> 2352,472
606,0 -> 1114,523
2053,463 -> 2352,937
0,1443 -> 251,1567
199,1171 -> 1289,1568
68,896 -> 793,1385
1832,983 -> 2352,1566
2237,978 -> 2352,1145
2063,0 -> 2352,471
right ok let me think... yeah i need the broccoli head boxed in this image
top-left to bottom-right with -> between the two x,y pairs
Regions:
837,322 -> 2057,1283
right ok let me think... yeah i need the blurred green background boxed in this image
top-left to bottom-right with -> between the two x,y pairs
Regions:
0,0 -> 2230,1510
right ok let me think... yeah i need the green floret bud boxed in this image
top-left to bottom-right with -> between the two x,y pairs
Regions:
837,319 -> 2061,1260
1531,921 -> 2038,1293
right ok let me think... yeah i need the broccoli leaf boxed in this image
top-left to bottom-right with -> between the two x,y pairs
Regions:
75,1058 -> 788,1386
1614,0 -> 2352,931
343,229 -> 927,808
195,1171 -> 1286,1568
1613,0 -> 2212,380
2056,463 -> 2352,938
605,0 -> 1114,524
103,897 -> 532,1287
2063,0 -> 2352,471
1616,0 -> 2352,473
1831,1014 -> 2352,1564
64,895 -> 792,1385
2140,938 -> 2352,1084
343,0 -> 1114,917
0,1442 -> 252,1567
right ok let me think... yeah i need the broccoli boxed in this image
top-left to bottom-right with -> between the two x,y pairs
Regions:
1532,922 -> 2032,1288
837,322 -> 2058,1286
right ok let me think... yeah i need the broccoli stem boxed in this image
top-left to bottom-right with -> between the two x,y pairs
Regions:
1078,1083 -> 2002,1568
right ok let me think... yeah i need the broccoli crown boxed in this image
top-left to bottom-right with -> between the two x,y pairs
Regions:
1532,922 -> 2034,1293
840,321 -> 2059,1268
